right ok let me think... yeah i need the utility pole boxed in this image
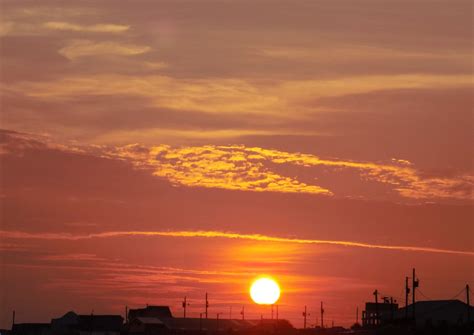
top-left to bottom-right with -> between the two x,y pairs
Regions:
405,276 -> 410,320
467,284 -> 471,323
373,290 -> 379,325
412,268 -> 419,322
271,304 -> 274,320
302,306 -> 308,329
320,302 -> 324,329
241,306 -> 245,320
216,313 -> 221,332
182,296 -> 189,318
205,293 -> 209,319
90,310 -> 94,335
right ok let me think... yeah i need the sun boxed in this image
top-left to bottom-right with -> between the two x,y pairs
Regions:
250,277 -> 281,305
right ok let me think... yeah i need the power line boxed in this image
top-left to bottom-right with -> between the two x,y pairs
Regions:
417,289 -> 432,301
448,287 -> 466,301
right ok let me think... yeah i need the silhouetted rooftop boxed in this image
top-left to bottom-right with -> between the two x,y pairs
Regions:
129,305 -> 173,320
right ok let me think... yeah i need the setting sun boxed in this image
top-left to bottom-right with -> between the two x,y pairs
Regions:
250,277 -> 281,305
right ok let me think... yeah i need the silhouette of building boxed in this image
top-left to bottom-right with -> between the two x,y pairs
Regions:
394,300 -> 473,328
11,323 -> 50,335
127,317 -> 166,335
50,311 -> 123,335
362,300 -> 398,327
125,305 -> 293,334
128,306 -> 173,321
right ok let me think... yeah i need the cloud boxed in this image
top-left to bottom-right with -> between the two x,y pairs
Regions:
257,45 -> 472,65
58,40 -> 151,60
108,144 -> 333,195
38,253 -> 107,262
106,144 -> 473,201
44,21 -> 129,33
10,74 -> 472,115
1,130 -> 471,201
2,230 -> 473,256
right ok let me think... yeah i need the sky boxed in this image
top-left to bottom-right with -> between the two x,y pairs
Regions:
0,0 -> 473,329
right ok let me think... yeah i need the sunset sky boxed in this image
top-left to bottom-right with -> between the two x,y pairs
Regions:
0,0 -> 473,329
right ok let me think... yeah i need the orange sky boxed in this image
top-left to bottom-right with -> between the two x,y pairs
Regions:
0,0 -> 473,329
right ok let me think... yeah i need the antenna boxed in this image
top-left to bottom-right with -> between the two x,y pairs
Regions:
302,306 -> 309,329
412,268 -> 419,322
182,296 -> 190,318
320,302 -> 324,329
373,289 -> 379,325
467,284 -> 471,323
205,293 -> 209,319
405,276 -> 410,320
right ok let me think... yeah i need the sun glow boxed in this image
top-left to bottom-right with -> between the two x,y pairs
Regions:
250,277 -> 281,305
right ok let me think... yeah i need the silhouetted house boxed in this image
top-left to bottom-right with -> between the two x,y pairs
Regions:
394,300 -> 473,328
51,311 -> 123,335
160,318 -> 291,334
127,317 -> 289,334
11,323 -> 50,335
127,317 -> 166,335
128,306 -> 173,321
126,305 -> 293,334
362,300 -> 398,327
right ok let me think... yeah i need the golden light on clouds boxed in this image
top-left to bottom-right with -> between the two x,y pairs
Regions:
2,229 -> 473,256
10,74 -> 473,116
1,0 -> 473,328
43,21 -> 130,33
106,144 -> 473,200
58,40 -> 151,60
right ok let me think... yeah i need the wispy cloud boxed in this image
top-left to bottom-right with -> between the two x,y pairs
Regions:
257,45 -> 471,65
58,40 -> 151,60
44,21 -> 129,33
38,253 -> 107,262
10,74 -> 472,115
2,230 -> 473,256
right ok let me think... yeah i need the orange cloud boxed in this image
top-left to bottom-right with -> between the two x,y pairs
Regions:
107,144 -> 332,195
43,21 -> 129,33
2,230 -> 473,256
107,144 -> 473,201
10,74 -> 472,116
58,40 -> 151,60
